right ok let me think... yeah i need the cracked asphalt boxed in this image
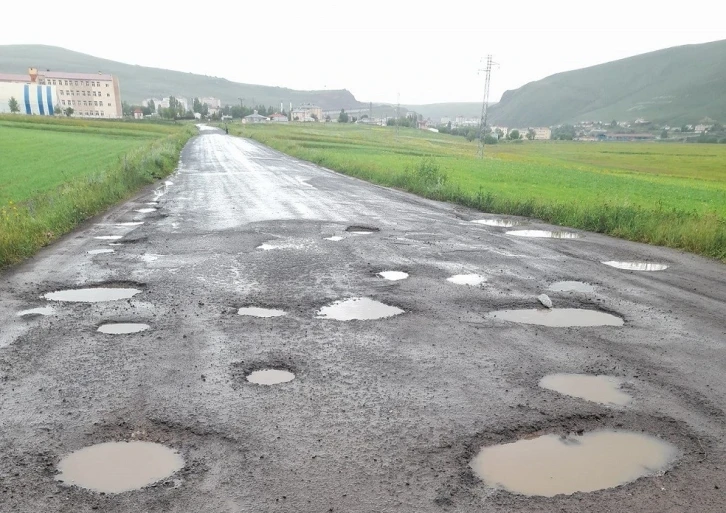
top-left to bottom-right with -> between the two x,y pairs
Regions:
1,126 -> 725,512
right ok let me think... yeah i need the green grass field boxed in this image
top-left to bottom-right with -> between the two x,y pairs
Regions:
0,115 -> 194,267
233,123 -> 726,261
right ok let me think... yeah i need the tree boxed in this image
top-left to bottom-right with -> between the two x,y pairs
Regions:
8,96 -> 19,113
122,101 -> 132,117
148,99 -> 156,114
338,109 -> 349,123
192,97 -> 203,113
54,104 -> 61,116
63,107 -> 74,117
311,113 -> 318,121
661,129 -> 669,139
610,120 -> 617,128
526,129 -> 536,141
508,129 -> 520,140
495,128 -> 504,139
325,114 -> 331,122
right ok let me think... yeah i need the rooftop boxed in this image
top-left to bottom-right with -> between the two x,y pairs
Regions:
0,73 -> 32,82
40,71 -> 114,81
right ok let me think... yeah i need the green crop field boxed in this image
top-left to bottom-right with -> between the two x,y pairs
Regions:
0,115 -> 194,267
233,123 -> 726,261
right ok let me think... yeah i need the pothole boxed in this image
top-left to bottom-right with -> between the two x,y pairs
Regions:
316,297 -> 404,320
488,308 -> 623,327
94,235 -> 123,240
602,261 -> 668,271
506,230 -> 581,239
237,307 -> 286,318
97,323 -> 150,334
470,430 -> 677,497
44,287 -> 142,303
472,219 -> 521,227
379,271 -> 409,281
447,274 -> 486,286
56,441 -> 184,494
247,369 -> 295,385
88,249 -> 115,255
345,225 -> 379,233
135,208 -> 157,214
548,281 -> 595,293
17,306 -> 55,317
325,236 -> 344,241
539,374 -> 631,405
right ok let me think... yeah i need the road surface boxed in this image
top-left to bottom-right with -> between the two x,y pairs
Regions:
1,126 -> 725,512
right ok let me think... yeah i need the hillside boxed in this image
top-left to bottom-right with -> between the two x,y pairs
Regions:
488,39 -> 726,126
0,45 -> 366,110
403,102 -> 483,120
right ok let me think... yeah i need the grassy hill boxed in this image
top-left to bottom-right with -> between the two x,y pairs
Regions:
489,39 -> 726,127
0,45 -> 367,110
403,102 -> 483,121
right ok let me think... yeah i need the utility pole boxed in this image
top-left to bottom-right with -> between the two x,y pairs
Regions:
396,92 -> 400,138
477,55 -> 495,159
238,97 -> 244,123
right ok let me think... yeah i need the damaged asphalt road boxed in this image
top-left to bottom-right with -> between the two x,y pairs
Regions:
1,126 -> 725,512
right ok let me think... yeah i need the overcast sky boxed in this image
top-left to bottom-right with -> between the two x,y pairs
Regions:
1,0 -> 724,105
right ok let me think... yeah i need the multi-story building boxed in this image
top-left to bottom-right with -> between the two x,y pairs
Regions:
0,67 -> 122,118
0,73 -> 57,115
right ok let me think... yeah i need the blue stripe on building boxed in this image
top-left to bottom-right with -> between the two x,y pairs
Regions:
37,86 -> 45,115
46,86 -> 54,115
23,84 -> 31,114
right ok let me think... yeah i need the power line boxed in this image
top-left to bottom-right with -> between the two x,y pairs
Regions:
477,55 -> 496,159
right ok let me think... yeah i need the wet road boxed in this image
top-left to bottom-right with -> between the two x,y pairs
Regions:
1,127 -> 725,512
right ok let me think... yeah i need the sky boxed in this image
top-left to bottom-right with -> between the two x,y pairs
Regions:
1,0 -> 724,105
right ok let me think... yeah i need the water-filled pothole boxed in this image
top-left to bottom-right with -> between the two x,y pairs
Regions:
325,236 -> 344,241
44,287 -> 142,303
379,271 -> 409,281
94,235 -> 123,240
488,308 -> 623,327
135,208 -> 157,214
114,222 -> 144,226
548,281 -> 595,293
539,374 -> 631,405
97,323 -> 150,334
345,225 -> 379,233
56,441 -> 184,494
602,261 -> 668,271
88,249 -> 114,255
447,274 -> 486,286
247,369 -> 295,385
17,306 -> 55,317
470,430 -> 677,497
506,230 -> 581,239
472,219 -> 521,227
316,297 -> 404,320
238,307 -> 286,318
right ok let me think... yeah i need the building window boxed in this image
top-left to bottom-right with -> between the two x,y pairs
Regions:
105,83 -> 109,87
60,90 -> 64,95
74,81 -> 78,85
108,103 -> 111,106
85,81 -> 89,86
62,100 -> 66,105
107,93 -> 110,97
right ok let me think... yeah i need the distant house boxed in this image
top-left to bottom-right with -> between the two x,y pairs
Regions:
532,127 -> 551,140
694,124 -> 711,133
243,110 -> 269,124
269,113 -> 288,123
133,108 -> 143,120
291,103 -> 322,122
605,133 -> 656,141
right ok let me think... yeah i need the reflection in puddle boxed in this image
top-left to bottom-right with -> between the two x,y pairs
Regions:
141,254 -> 161,262
602,261 -> 668,271
88,249 -> 114,255
247,369 -> 295,385
17,306 -> 55,317
447,274 -> 486,286
549,281 -> 595,293
257,244 -> 276,250
98,323 -> 150,334
506,230 -> 581,239
238,307 -> 286,318
44,288 -> 141,303
317,297 -> 404,320
325,236 -> 344,241
472,219 -> 520,227
135,208 -> 157,214
94,235 -> 122,240
489,308 -> 623,327
470,430 -> 677,497
351,231 -> 372,235
56,441 -> 184,493
114,222 -> 144,226
539,374 -> 631,405
379,271 -> 409,281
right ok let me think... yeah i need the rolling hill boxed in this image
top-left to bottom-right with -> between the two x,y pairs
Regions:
488,39 -> 726,127
0,45 -> 366,110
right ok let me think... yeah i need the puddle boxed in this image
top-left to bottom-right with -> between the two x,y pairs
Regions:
114,222 -> 144,227
602,261 -> 668,271
539,374 -> 631,405
325,236 -> 344,241
506,230 -> 581,239
379,271 -> 409,281
97,323 -> 150,334
345,225 -> 379,232
238,307 -> 286,318
472,219 -> 521,227
548,281 -> 595,293
447,274 -> 486,286
316,297 -> 404,321
257,244 -> 277,250
44,287 -> 141,303
17,306 -> 55,317
94,235 -> 122,240
488,308 -> 623,327
135,208 -> 157,214
351,231 -> 373,235
247,369 -> 295,385
165,181 -> 173,186
88,249 -> 114,255
470,430 -> 677,497
56,441 -> 184,494
141,254 -> 162,262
